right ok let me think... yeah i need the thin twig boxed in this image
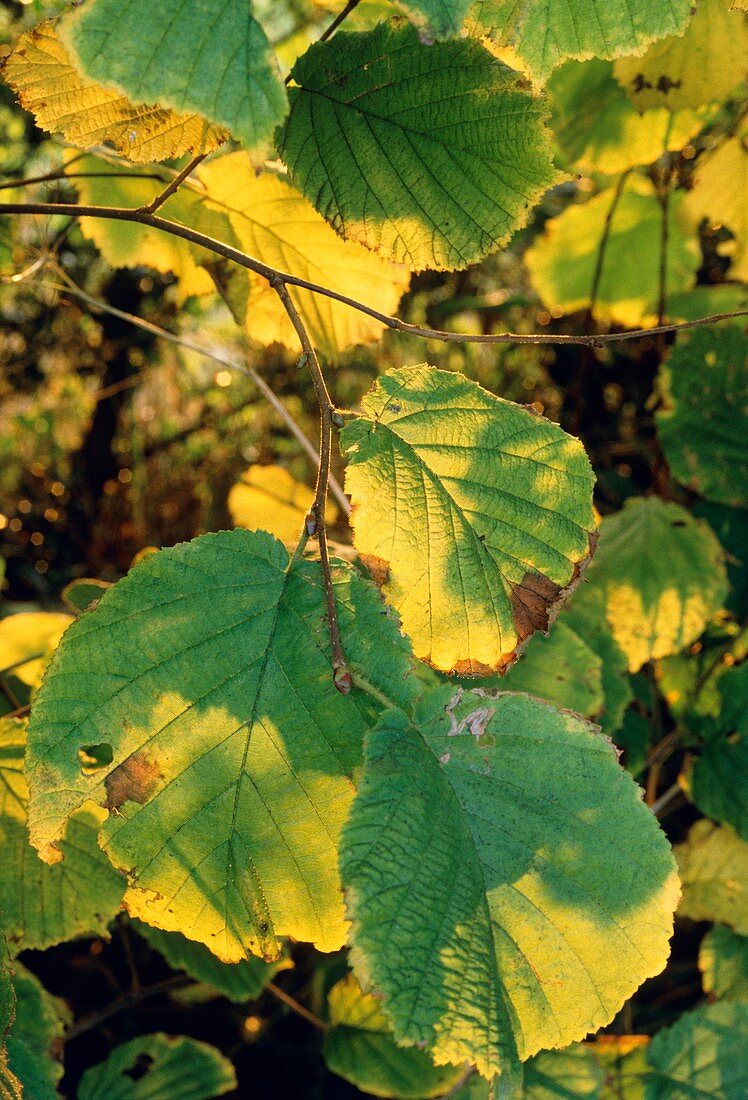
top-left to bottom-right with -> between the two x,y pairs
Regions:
65,975 -> 192,1041
0,170 -> 168,192
319,0 -> 362,42
272,277 -> 351,690
0,200 -> 745,347
652,781 -> 683,818
138,153 -> 207,214
39,271 -> 350,515
585,169 -> 630,332
0,704 -> 31,720
266,981 -> 326,1030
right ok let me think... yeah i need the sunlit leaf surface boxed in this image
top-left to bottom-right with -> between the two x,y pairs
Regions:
279,22 -> 559,270
341,688 -> 678,1076
26,530 -> 416,962
2,22 -> 226,163
60,0 -> 286,150
342,366 -> 596,675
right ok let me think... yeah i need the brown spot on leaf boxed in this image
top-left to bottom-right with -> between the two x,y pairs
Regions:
452,656 -> 502,677
104,751 -> 161,812
509,572 -> 562,641
360,553 -> 390,587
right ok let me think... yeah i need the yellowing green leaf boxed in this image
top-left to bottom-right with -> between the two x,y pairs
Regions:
67,155 -> 219,303
228,464 -> 336,545
323,974 -> 466,1098
547,59 -> 712,175
646,1002 -> 748,1099
341,689 -> 678,1077
525,176 -> 700,327
132,919 -> 292,1002
342,366 -> 596,675
676,821 -> 748,933
656,325 -> 748,508
572,497 -> 728,672
0,717 -> 125,955
699,925 -> 748,1002
60,0 -> 286,151
563,586 -> 633,736
0,943 -> 21,1100
465,0 -> 691,81
197,153 -> 409,359
614,0 -> 748,112
279,22 -> 560,271
682,121 -> 748,282
686,662 -> 748,840
77,1033 -> 236,1100
61,577 -> 113,615
1,22 -> 226,163
4,963 -> 69,1100
26,530 -> 416,963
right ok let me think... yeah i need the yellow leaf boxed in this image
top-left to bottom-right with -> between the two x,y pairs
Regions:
228,464 -> 337,545
1,22 -> 227,164
197,152 -> 409,360
683,121 -> 748,282
67,153 -> 221,303
0,612 -> 72,700
614,0 -> 748,112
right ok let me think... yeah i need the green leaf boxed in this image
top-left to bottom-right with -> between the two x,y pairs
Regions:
60,0 -> 286,150
77,1033 -> 236,1100
675,821 -> 748,933
197,152 -> 409,359
525,176 -> 700,328
342,366 -> 596,675
396,0 -> 473,37
340,688 -> 679,1076
26,529 -> 416,963
573,497 -> 728,673
563,586 -> 633,736
590,1035 -> 651,1099
0,717 -> 125,955
523,1045 -> 604,1098
5,964 -> 69,1100
645,1002 -> 748,1099
699,926 -> 748,1003
437,620 -> 604,718
132,919 -> 292,1003
686,663 -> 748,841
323,974 -> 467,1098
465,0 -> 691,81
614,0 -> 748,112
656,325 -> 747,508
546,59 -> 712,175
495,621 -> 603,718
278,22 -> 560,271
0,944 -> 21,1100
693,502 -> 748,618
61,578 -> 113,615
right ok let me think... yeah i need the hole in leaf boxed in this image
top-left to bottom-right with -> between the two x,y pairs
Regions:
123,1053 -> 154,1082
78,742 -> 114,773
